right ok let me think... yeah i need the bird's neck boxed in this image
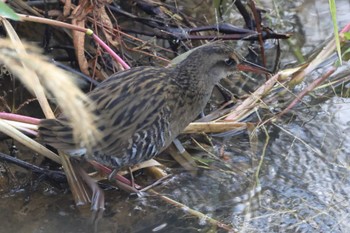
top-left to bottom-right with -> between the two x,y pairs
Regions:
172,66 -> 214,97
169,67 -> 215,119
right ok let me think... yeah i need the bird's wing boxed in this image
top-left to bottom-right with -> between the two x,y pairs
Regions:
39,67 -> 172,155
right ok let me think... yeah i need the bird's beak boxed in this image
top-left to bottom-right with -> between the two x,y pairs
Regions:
236,60 -> 271,74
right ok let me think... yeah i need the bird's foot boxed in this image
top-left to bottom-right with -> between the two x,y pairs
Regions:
128,167 -> 135,189
107,168 -> 118,181
107,167 -> 139,192
90,180 -> 105,212
115,179 -> 139,193
90,208 -> 104,233
89,161 -> 143,192
75,163 -> 105,211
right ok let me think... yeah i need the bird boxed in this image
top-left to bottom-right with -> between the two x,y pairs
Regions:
38,41 -> 266,206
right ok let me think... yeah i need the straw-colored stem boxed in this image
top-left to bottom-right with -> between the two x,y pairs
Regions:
184,121 -> 247,134
148,189 -> 236,232
60,152 -> 91,206
224,72 -> 280,121
0,119 -> 60,163
1,19 -> 54,118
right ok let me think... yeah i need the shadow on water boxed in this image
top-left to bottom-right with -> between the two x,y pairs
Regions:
1,0 -> 350,232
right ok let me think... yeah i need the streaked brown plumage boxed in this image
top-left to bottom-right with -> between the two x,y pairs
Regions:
38,42 -> 257,171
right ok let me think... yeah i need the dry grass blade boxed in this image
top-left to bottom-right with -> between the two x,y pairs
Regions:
0,39 -> 101,150
224,72 -> 279,121
1,17 -> 54,118
184,121 -> 247,134
0,119 -> 60,163
71,9 -> 89,76
1,119 -> 38,135
0,35 -> 99,207
290,23 -> 350,86
148,189 -> 237,232
291,38 -> 337,86
0,36 -> 99,204
59,151 -> 91,206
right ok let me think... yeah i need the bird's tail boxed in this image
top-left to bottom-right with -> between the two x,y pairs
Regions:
38,118 -> 78,150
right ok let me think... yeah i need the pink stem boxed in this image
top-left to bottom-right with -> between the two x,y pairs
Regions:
92,34 -> 130,70
17,127 -> 39,136
89,160 -> 141,189
340,22 -> 350,33
0,112 -> 41,124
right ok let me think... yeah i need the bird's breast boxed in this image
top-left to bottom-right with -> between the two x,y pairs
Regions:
166,86 -> 213,136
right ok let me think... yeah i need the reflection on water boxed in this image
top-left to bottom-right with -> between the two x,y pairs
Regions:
235,97 -> 350,232
1,0 -> 350,232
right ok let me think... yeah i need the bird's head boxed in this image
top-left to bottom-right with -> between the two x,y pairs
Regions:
177,42 -> 269,86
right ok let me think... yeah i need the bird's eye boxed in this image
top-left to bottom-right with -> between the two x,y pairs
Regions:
224,58 -> 236,66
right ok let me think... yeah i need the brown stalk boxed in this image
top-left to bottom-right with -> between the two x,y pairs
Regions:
17,14 -> 130,69
184,121 -> 247,134
248,0 -> 267,70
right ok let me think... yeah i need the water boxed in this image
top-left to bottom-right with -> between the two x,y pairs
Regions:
234,97 -> 350,232
1,0 -> 350,232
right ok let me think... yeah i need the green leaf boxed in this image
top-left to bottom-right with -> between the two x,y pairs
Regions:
341,47 -> 350,61
0,2 -> 20,21
329,0 -> 342,65
213,0 -> 222,9
343,32 -> 350,41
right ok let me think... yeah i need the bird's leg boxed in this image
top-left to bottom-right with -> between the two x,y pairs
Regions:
128,167 -> 135,189
89,161 -> 141,192
115,179 -> 139,193
107,168 -> 118,181
71,159 -> 105,211
91,209 -> 104,233
70,159 -> 105,230
108,167 -> 138,193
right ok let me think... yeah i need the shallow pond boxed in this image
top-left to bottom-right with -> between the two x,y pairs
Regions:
1,0 -> 350,232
